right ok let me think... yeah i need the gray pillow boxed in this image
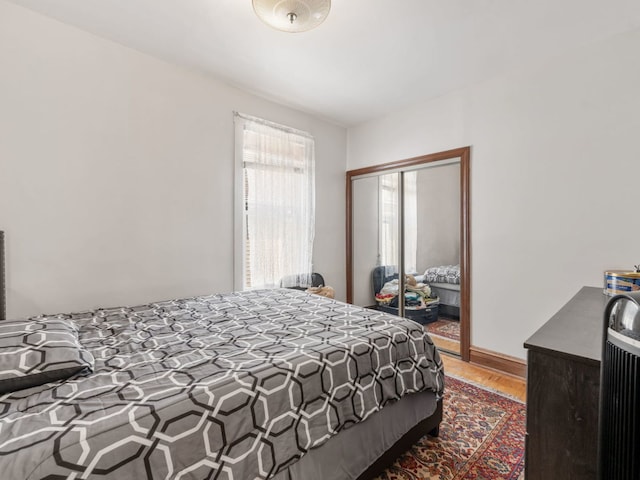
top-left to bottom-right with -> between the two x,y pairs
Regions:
0,318 -> 94,394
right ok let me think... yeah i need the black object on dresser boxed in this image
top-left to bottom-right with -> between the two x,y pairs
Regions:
524,286 -> 608,480
599,291 -> 640,480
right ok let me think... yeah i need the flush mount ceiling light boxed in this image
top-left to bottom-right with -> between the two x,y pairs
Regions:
252,0 -> 331,33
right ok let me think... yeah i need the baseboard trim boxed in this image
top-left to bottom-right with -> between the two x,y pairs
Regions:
469,346 -> 527,378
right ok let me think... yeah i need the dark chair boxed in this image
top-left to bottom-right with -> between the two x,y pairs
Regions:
280,272 -> 325,291
371,265 -> 399,297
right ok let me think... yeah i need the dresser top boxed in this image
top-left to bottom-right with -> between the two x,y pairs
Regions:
524,286 -> 609,365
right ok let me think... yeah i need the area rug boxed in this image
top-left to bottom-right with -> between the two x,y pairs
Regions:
426,317 -> 460,341
377,376 -> 525,480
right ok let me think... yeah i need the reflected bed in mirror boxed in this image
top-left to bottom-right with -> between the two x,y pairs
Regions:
346,147 -> 470,360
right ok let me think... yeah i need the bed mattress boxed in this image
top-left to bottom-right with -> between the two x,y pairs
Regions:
429,282 -> 460,307
273,389 -> 438,480
0,289 -> 443,479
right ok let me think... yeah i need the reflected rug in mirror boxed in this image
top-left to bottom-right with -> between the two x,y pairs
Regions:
426,317 -> 460,341
377,376 -> 525,480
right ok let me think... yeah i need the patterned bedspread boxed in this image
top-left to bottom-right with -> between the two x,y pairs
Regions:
0,289 -> 443,479
424,265 -> 461,285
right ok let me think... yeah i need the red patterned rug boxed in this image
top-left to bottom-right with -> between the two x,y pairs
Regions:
426,317 -> 460,341
377,376 -> 525,480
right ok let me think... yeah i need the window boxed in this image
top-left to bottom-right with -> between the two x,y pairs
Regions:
378,172 -> 417,273
234,113 -> 315,290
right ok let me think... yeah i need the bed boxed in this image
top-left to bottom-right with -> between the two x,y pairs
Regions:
419,265 -> 461,319
0,241 -> 443,480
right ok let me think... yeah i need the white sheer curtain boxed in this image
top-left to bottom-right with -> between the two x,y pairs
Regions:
379,173 -> 399,268
378,172 -> 417,273
235,113 -> 315,290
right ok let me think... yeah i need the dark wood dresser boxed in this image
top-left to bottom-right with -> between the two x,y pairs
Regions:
524,286 -> 609,480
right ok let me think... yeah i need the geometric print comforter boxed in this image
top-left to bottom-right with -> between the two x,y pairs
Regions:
0,289 -> 444,479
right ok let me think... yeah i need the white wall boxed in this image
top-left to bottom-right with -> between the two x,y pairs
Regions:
416,163 -> 460,272
348,28 -> 640,359
0,1 -> 347,318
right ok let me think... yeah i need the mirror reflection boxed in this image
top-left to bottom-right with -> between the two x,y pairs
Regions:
351,160 -> 462,356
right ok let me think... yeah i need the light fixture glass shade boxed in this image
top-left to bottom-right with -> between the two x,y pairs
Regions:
252,0 -> 331,33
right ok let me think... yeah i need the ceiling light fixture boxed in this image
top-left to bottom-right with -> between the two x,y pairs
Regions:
252,0 -> 331,33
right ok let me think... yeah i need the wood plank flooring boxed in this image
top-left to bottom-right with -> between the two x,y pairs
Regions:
441,353 -> 527,402
430,335 -> 460,356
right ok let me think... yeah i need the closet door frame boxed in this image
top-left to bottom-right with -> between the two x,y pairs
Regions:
346,146 -> 471,361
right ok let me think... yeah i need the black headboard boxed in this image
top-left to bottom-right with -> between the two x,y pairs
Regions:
0,231 -> 4,320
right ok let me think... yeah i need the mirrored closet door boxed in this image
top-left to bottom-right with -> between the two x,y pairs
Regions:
346,147 -> 470,360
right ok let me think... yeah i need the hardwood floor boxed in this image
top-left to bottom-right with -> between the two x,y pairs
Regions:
426,317 -> 461,356
430,335 -> 460,355
441,352 -> 527,402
